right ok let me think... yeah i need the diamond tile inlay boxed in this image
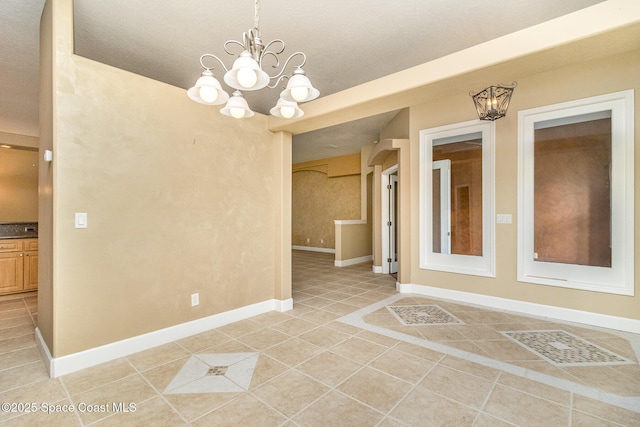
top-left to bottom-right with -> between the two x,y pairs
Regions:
207,366 -> 228,376
164,353 -> 259,394
502,330 -> 635,366
386,304 -> 464,326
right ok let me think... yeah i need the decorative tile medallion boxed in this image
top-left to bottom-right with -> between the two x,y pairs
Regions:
207,366 -> 228,376
164,353 -> 259,394
502,330 -> 635,367
386,304 -> 464,326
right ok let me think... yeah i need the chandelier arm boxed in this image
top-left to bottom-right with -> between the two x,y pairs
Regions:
261,39 -> 286,58
264,51 -> 307,82
223,39 -> 248,56
259,41 -> 286,70
199,54 -> 230,73
261,51 -> 282,71
267,74 -> 289,89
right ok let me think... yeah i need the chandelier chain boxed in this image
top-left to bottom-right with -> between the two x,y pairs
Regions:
254,0 -> 260,29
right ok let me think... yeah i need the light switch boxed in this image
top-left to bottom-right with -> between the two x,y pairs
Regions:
75,212 -> 88,228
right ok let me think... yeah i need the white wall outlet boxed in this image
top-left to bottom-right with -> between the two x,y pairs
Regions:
320,239 -> 324,244
306,238 -> 310,244
496,214 -> 512,224
191,293 -> 199,306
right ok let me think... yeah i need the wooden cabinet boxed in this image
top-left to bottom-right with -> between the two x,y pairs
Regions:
0,239 -> 38,295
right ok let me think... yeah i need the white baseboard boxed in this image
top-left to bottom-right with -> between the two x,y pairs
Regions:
397,283 -> 640,335
274,298 -> 293,312
35,328 -> 53,377
372,265 -> 383,274
335,255 -> 372,267
292,245 -> 335,254
36,298 -> 293,378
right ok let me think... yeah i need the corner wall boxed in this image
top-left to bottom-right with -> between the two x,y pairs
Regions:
41,0 -> 286,358
38,0 -> 55,353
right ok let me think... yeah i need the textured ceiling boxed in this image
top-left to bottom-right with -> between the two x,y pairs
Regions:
1,0 -> 605,161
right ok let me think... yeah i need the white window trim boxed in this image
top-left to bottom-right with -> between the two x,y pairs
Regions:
517,90 -> 634,296
419,120 -> 496,277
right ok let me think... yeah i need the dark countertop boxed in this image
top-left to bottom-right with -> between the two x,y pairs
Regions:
0,222 -> 38,240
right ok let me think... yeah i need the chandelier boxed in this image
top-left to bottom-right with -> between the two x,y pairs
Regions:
187,0 -> 319,119
470,82 -> 517,121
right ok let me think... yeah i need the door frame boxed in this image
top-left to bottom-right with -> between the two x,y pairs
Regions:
432,159 -> 451,254
381,165 -> 398,275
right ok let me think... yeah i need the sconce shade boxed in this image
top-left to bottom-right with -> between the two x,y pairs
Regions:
470,82 -> 517,121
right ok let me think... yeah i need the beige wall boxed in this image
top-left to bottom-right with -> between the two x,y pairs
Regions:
292,168 -> 360,249
0,147 -> 39,222
335,171 -> 373,261
335,222 -> 371,261
380,108 -> 409,141
0,132 -> 39,149
409,49 -> 640,321
292,153 -> 361,177
41,0 -> 287,356
38,0 -> 55,352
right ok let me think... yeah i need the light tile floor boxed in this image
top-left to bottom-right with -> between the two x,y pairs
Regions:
1,251 -> 639,426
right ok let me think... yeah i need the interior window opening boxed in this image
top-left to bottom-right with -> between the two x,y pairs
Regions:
533,114 -> 612,268
432,134 -> 483,256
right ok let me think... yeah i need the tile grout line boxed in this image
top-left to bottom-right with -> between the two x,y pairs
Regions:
23,296 -> 37,327
568,391 -> 573,427
122,356 -> 191,426
373,349 -> 446,425
58,376 -> 87,427
248,366 -> 316,424
470,370 -> 506,427
61,367 -> 161,427
255,339 -> 404,424
0,345 -> 41,372
0,360 -> 49,395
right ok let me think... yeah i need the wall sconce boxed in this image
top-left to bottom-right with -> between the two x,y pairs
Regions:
470,82 -> 517,121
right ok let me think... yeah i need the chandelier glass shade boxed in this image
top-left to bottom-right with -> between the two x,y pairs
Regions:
470,82 -> 517,121
270,98 -> 304,119
280,68 -> 320,103
220,91 -> 255,119
187,70 -> 229,105
187,0 -> 319,119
